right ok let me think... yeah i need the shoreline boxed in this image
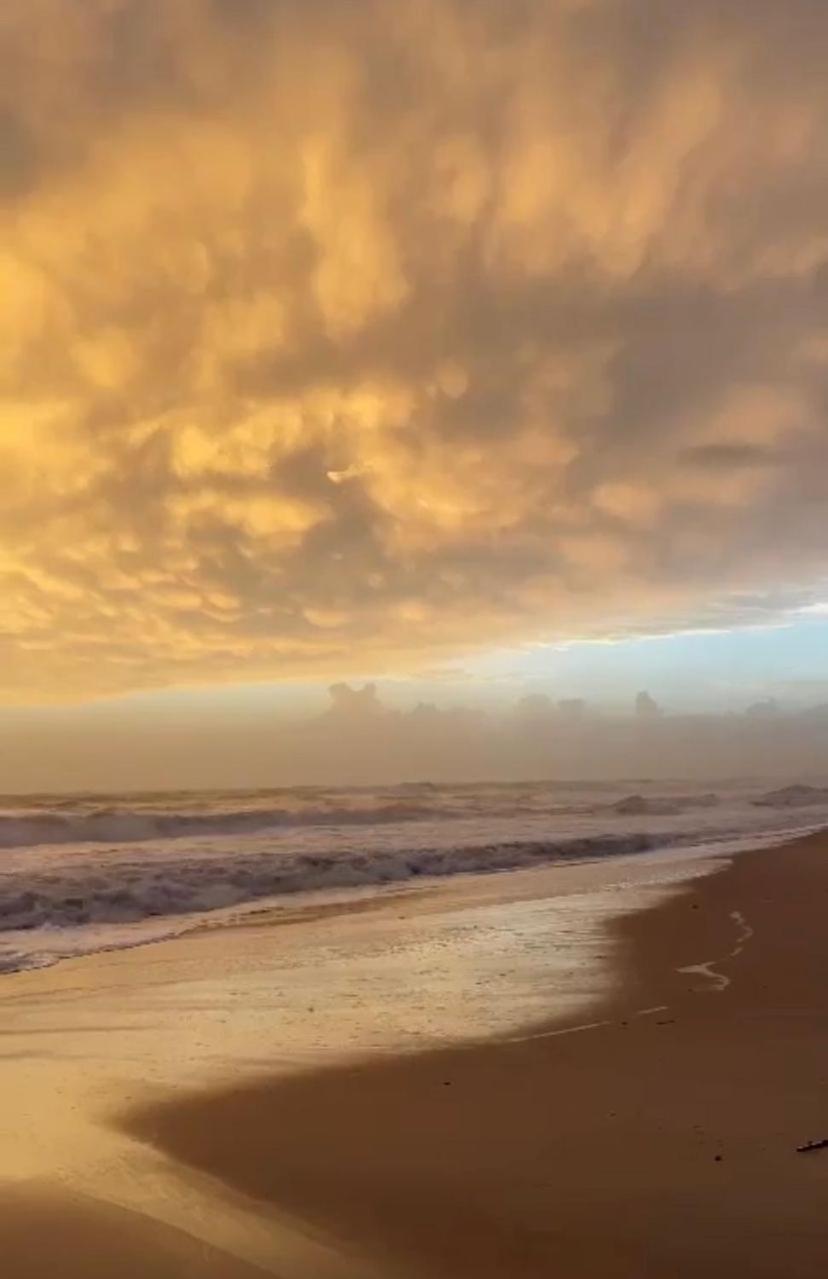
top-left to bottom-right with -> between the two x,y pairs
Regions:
3,819 -> 787,979
5,790 -> 824,978
122,831 -> 828,1277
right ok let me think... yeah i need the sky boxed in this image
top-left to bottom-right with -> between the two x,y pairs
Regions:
1,1 -> 827,787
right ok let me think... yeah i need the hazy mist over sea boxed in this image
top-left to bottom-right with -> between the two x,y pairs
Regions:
3,681 -> 828,792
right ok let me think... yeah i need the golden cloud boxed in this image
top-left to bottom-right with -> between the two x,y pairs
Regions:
0,0 -> 827,699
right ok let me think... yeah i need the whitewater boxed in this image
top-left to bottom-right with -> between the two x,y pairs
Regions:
1,778 -> 826,974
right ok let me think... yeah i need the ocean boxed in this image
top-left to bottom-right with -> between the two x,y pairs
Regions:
1,777 -> 826,975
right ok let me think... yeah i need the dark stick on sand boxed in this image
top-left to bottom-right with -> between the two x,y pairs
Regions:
795,1138 -> 828,1154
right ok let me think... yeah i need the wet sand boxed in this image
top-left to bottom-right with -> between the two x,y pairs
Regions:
0,1187 -> 268,1279
125,833 -> 828,1278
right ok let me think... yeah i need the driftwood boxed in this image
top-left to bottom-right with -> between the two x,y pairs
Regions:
796,1138 -> 828,1154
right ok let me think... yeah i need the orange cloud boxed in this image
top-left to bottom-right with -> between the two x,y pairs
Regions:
0,1 -> 826,699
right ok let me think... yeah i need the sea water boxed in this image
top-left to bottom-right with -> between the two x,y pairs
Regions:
0,777 -> 825,974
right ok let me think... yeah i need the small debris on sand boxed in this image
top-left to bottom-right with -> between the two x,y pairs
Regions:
796,1138 -> 828,1154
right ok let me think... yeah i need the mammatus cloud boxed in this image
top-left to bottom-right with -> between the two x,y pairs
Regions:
1,0 -> 827,699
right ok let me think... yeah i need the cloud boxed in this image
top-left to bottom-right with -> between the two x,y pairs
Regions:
1,0 -> 827,699
635,690 -> 661,718
679,442 -> 784,471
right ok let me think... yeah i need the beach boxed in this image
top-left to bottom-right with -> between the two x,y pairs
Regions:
3,3 -> 828,1274
2,833 -> 827,1276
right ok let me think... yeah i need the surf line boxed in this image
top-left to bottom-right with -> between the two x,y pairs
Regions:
503,1018 -> 614,1045
503,999 -> 677,1046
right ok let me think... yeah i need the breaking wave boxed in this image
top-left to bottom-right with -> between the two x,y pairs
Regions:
0,829 -> 720,934
0,800 -> 456,849
0,786 -> 728,850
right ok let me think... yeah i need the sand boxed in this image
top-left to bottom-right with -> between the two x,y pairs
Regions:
2,833 -> 827,1275
0,1188 -> 269,1279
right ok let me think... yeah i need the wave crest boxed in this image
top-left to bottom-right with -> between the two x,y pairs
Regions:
0,832 -> 669,935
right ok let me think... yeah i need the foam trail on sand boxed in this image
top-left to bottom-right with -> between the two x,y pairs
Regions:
677,906 -> 756,992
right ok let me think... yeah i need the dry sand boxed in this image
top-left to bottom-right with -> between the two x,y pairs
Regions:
126,833 -> 828,1278
1,833 -> 827,1276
